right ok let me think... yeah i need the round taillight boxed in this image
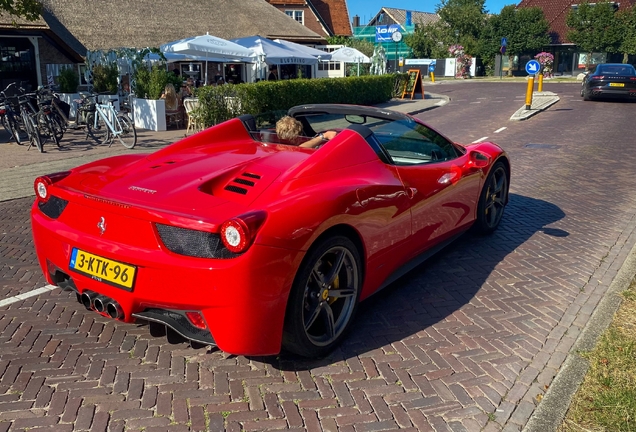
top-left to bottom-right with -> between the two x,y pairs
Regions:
32,171 -> 71,203
34,177 -> 50,201
220,219 -> 248,253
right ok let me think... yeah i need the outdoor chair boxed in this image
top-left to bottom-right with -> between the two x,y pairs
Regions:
184,97 -> 203,135
164,85 -> 182,129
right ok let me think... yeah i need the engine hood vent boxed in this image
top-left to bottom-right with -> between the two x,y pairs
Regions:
224,172 -> 262,195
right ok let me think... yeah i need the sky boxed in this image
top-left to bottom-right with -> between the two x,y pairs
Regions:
347,0 -> 518,24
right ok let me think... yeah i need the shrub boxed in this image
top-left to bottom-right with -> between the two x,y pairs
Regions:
196,75 -> 397,127
57,66 -> 79,93
133,64 -> 183,99
92,64 -> 119,94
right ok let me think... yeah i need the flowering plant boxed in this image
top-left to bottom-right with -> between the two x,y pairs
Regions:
448,45 -> 471,79
534,52 -> 554,78
448,44 -> 464,58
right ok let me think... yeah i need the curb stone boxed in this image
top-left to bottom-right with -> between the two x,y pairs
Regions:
524,221 -> 636,431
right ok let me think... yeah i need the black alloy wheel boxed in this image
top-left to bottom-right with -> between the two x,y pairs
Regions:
283,235 -> 362,358
475,161 -> 508,233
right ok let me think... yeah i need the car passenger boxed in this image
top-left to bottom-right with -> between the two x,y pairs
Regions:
275,116 -> 336,148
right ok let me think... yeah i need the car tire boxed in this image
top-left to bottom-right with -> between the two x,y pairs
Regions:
474,161 -> 508,234
283,235 -> 362,358
583,88 -> 592,101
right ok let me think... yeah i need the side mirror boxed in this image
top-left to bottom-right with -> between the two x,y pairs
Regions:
466,150 -> 491,169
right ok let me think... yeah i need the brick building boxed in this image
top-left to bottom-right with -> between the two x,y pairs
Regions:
264,0 -> 352,38
517,0 -> 636,74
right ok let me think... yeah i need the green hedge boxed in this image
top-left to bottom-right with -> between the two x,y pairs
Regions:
195,74 -> 403,127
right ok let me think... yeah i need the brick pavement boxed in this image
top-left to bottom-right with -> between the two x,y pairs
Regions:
1,89 -> 635,431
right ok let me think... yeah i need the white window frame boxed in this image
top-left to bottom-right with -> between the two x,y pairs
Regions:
285,10 -> 304,25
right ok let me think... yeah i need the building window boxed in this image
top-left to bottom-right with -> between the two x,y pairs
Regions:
285,10 -> 304,24
317,46 -> 341,71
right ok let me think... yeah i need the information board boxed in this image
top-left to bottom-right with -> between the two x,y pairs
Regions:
401,69 -> 425,100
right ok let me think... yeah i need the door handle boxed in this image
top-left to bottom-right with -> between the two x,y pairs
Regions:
406,187 -> 417,199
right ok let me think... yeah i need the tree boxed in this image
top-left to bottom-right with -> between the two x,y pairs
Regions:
478,5 -> 550,76
0,0 -> 42,22
436,0 -> 487,55
405,21 -> 454,59
566,1 -> 622,70
617,6 -> 636,63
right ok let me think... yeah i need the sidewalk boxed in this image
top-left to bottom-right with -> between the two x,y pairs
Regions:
0,93 -> 449,203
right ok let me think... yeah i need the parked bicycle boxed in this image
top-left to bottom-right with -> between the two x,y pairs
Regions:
85,93 -> 137,149
16,87 -> 64,152
0,82 -> 23,145
36,86 -> 72,132
17,93 -> 42,152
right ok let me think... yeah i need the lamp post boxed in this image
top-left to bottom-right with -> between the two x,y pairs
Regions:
454,30 -> 460,79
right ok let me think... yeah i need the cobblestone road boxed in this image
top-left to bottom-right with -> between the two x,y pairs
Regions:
1,84 -> 636,431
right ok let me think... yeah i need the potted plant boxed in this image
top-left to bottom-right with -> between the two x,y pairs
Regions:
56,66 -> 81,119
132,63 -> 181,131
89,63 -> 121,113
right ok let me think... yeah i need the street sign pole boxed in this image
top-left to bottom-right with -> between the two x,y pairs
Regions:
524,60 -> 541,110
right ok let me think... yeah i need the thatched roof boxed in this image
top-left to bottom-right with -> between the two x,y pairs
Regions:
0,0 -> 324,56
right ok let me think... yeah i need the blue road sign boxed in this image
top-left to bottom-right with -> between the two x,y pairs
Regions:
525,60 -> 541,75
501,37 -> 508,47
429,59 -> 436,72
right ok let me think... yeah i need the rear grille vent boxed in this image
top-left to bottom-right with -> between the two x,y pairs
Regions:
224,185 -> 248,195
38,195 -> 68,219
155,224 -> 240,259
242,172 -> 261,179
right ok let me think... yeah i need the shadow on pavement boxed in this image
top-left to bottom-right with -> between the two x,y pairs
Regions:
257,193 -> 566,370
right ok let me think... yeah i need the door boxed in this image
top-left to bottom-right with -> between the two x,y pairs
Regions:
373,119 -> 482,254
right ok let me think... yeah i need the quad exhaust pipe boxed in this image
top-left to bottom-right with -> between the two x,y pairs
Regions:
79,290 -> 124,320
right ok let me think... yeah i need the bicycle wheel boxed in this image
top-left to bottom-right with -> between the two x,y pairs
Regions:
1,115 -> 11,141
48,114 -> 64,147
116,114 -> 136,149
38,112 -> 59,147
26,115 -> 43,153
86,112 -> 109,144
9,115 -> 22,145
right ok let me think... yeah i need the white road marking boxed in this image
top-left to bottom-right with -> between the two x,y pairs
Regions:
472,137 -> 489,143
0,285 -> 59,308
477,97 -> 488,100
470,101 -> 482,104
494,127 -> 507,133
495,96 -> 507,99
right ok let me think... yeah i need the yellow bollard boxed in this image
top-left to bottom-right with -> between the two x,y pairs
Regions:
538,73 -> 544,92
430,72 -> 435,83
525,77 -> 534,110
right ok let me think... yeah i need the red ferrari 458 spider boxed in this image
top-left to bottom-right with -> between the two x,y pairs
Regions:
31,104 -> 510,357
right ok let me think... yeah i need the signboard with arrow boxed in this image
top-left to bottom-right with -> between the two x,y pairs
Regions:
525,60 -> 541,75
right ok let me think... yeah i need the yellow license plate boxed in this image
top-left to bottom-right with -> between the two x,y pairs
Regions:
69,248 -> 136,290
609,83 -> 625,87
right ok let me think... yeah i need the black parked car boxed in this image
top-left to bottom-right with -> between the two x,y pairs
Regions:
581,63 -> 636,101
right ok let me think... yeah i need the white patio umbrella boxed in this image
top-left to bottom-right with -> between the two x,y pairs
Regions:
273,39 -> 332,61
232,35 -> 322,80
160,33 -> 255,83
329,46 -> 371,76
231,35 -> 320,65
